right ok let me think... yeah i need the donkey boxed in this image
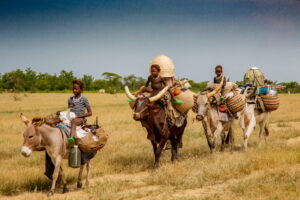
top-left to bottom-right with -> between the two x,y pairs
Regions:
20,114 -> 94,196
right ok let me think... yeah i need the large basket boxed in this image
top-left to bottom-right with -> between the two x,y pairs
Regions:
226,93 -> 245,113
76,128 -> 108,153
260,95 -> 280,111
150,55 -> 175,77
173,89 -> 194,113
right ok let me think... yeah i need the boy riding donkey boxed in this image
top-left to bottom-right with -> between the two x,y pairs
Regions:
44,80 -> 98,185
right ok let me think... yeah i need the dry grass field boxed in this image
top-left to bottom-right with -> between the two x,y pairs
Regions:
0,93 -> 299,200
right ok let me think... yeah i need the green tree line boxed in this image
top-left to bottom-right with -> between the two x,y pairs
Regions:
0,68 -> 299,93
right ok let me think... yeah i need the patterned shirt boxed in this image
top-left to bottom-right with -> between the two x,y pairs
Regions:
68,96 -> 91,117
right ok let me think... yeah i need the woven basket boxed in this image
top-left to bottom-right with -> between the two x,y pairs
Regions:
226,93 -> 245,113
150,55 -> 175,77
260,95 -> 280,111
173,89 -> 194,113
76,128 -> 108,153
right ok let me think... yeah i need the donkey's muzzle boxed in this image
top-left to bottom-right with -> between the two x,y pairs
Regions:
21,146 -> 32,157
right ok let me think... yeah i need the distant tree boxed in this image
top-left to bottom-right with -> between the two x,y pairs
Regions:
1,69 -> 25,91
23,67 -> 37,92
81,75 -> 93,90
123,74 -> 146,90
57,70 -> 76,90
102,72 -> 122,91
92,79 -> 108,90
189,80 -> 208,92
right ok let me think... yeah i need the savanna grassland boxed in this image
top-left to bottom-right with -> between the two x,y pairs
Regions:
0,93 -> 299,200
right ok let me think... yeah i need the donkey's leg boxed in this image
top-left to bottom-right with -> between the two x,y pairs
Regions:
48,155 -> 62,196
86,160 -> 91,187
60,167 -> 69,193
77,164 -> 85,188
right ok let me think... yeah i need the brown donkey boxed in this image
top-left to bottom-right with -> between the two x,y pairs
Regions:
20,114 -> 94,196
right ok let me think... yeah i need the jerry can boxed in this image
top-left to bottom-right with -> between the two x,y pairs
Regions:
69,145 -> 81,168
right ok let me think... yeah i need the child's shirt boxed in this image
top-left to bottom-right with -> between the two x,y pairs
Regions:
68,96 -> 91,117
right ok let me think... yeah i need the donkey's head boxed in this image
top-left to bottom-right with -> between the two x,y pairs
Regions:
196,76 -> 224,121
125,86 -> 169,121
20,114 -> 44,157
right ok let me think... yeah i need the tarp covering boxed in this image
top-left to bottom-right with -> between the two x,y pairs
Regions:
243,67 -> 265,86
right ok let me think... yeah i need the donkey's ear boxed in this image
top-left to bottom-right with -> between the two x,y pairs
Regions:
20,113 -> 30,126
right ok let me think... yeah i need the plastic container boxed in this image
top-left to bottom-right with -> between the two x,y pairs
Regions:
68,145 -> 81,168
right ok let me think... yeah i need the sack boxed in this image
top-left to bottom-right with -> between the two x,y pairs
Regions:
226,93 -> 245,113
76,128 -> 108,153
260,95 -> 280,111
244,67 -> 265,86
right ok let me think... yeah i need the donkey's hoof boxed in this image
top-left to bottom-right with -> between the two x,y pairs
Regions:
63,187 -> 69,193
77,182 -> 82,189
47,191 -> 54,197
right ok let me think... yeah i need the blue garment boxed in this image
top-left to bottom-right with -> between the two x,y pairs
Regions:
68,96 -> 90,117
56,124 -> 71,138
257,86 -> 277,95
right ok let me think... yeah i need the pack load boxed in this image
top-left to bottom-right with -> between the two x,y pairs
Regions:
59,110 -> 108,153
226,92 -> 245,113
260,95 -> 280,111
244,67 -> 265,86
171,80 -> 196,113
76,128 -> 108,153
150,54 -> 175,78
257,85 -> 277,96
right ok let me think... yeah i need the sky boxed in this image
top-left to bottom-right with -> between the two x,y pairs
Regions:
0,0 -> 299,82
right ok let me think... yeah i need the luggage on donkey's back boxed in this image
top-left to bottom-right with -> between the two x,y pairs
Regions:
172,88 -> 195,113
244,67 -> 265,86
260,95 -> 280,111
226,92 -> 245,113
76,128 -> 108,153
